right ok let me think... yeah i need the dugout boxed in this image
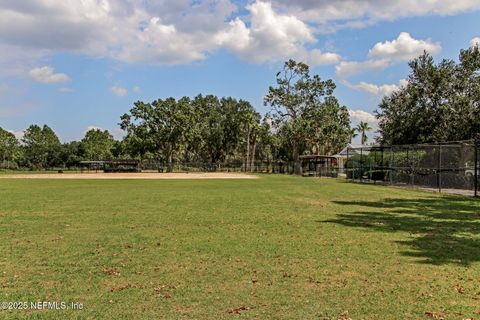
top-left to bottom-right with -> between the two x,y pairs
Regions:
79,160 -> 141,173
299,155 -> 339,177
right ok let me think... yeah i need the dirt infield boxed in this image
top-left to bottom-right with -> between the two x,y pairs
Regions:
0,172 -> 258,180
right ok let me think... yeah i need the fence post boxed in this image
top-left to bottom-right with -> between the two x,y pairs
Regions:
439,144 -> 442,193
475,139 -> 478,197
360,147 -> 363,183
346,148 -> 349,180
390,147 -> 394,185
407,147 -> 411,186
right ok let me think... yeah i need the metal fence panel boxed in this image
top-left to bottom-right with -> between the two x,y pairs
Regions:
346,140 -> 479,196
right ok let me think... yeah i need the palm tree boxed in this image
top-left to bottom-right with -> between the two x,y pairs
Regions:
349,128 -> 358,143
356,121 -> 372,145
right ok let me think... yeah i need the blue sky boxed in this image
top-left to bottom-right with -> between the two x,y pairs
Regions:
1,0 -> 479,142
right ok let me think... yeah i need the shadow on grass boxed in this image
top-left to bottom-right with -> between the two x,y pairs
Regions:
325,196 -> 480,266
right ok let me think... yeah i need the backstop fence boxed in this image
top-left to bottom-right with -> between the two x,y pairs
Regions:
345,140 -> 480,196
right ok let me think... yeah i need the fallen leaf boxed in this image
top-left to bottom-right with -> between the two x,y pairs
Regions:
338,311 -> 352,320
455,285 -> 465,294
154,284 -> 177,291
227,306 -> 251,314
101,268 -> 120,276
425,311 -> 444,320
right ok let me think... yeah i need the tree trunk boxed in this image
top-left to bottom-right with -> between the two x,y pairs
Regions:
292,140 -> 302,175
250,136 -> 257,172
246,125 -> 250,172
167,149 -> 173,172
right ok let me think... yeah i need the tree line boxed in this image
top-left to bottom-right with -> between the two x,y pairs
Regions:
3,44 -> 478,172
0,60 -> 354,171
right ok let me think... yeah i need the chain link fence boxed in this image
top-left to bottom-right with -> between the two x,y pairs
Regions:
345,140 -> 479,196
139,160 -> 296,174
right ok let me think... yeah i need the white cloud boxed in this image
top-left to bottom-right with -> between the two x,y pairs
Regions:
111,86 -> 127,97
0,0 -> 340,67
7,129 -> 24,140
274,1 -> 480,27
335,59 -> 390,78
215,1 -> 339,65
348,109 -> 380,143
471,37 -> 480,47
336,33 -> 441,78
59,87 -> 73,93
116,17 -> 210,65
85,125 -> 103,133
349,109 -> 377,124
344,79 -> 408,98
28,66 -> 70,83
0,0 -> 473,70
110,128 -> 125,140
305,49 -> 342,66
369,32 -> 441,61
84,126 -> 124,140
133,86 -> 141,93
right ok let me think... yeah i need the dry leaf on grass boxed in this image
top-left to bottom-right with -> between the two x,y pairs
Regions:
153,284 -> 177,291
455,285 -> 465,294
227,306 -> 251,314
338,311 -> 352,320
101,268 -> 120,276
425,311 -> 444,319
109,283 -> 144,292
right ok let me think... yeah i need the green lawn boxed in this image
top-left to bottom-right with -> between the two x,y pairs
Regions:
1,175 -> 479,319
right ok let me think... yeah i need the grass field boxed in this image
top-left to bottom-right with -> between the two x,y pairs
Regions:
1,175 -> 479,319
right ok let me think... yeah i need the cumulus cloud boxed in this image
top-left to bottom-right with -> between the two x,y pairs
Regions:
215,1 -> 339,65
369,32 -> 441,61
0,0 -> 472,72
0,0 -> 340,67
471,37 -> 480,47
336,33 -> 441,78
344,79 -> 408,99
7,129 -> 25,140
111,86 -> 127,97
335,59 -> 390,78
349,109 -> 377,124
117,17 -> 210,65
274,0 -> 480,28
28,66 -> 70,83
85,125 -> 103,133
348,109 -> 380,144
84,126 -> 124,139
305,49 -> 342,66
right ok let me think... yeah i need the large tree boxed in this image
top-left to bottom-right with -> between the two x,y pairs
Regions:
0,127 -> 20,168
59,141 -> 83,167
22,124 -> 62,169
120,97 -> 196,171
377,46 -> 480,144
304,96 -> 351,155
265,59 -> 349,174
81,129 -> 115,160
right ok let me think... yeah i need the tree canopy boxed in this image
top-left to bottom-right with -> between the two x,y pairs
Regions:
265,59 -> 351,174
377,46 -> 480,145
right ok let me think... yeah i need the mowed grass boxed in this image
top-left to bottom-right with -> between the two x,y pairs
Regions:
1,175 -> 479,319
